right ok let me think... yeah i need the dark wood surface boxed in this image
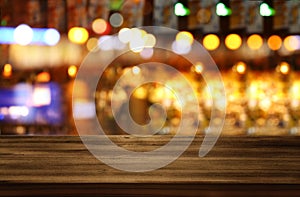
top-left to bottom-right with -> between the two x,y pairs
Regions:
0,136 -> 300,196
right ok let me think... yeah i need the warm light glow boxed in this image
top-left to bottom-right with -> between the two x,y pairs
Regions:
247,34 -> 263,50
86,37 -> 99,52
4,64 -> 12,72
283,35 -> 300,52
68,65 -> 78,78
234,61 -> 247,74
109,13 -> 124,28
267,35 -> 282,50
92,18 -> 109,34
176,31 -> 194,45
225,34 -> 242,50
259,98 -> 272,111
13,24 -> 33,45
3,63 -> 12,77
133,86 -> 147,99
132,66 -> 141,75
277,62 -> 290,75
203,34 -> 220,51
36,71 -> 50,82
68,27 -> 89,44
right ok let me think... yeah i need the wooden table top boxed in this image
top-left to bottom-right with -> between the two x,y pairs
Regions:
0,135 -> 300,196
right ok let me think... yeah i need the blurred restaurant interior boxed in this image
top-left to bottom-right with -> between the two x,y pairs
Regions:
0,0 -> 300,136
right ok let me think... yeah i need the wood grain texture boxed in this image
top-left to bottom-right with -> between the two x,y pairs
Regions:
0,136 -> 300,196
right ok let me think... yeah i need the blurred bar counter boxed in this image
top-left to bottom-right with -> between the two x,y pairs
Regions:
0,135 -> 299,196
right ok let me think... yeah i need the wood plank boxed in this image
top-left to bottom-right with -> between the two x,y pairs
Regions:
0,136 -> 300,196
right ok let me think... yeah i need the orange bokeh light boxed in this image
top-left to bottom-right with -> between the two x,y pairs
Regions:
92,18 -> 110,34
247,34 -> 263,50
267,35 -> 282,50
36,71 -> 50,82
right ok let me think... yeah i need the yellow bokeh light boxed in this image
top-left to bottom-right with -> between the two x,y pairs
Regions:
92,18 -> 108,34
68,65 -> 78,78
68,27 -> 89,44
267,35 -> 282,50
3,63 -> 12,77
247,34 -> 263,50
235,61 -> 246,74
283,36 -> 300,52
225,34 -> 242,50
133,86 -> 147,99
86,37 -> 99,52
203,34 -> 220,51
277,62 -> 290,75
176,31 -> 194,45
3,63 -> 12,72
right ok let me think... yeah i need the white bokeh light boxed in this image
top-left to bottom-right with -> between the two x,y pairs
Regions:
13,24 -> 33,45
44,28 -> 60,46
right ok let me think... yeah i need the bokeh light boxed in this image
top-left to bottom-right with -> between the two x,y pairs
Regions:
92,18 -> 110,34
36,71 -> 50,82
225,34 -> 242,50
109,13 -> 124,28
144,33 -> 156,48
86,37 -> 99,52
68,27 -> 89,44
118,28 -> 132,43
43,28 -> 60,46
193,62 -> 204,74
234,61 -> 247,74
267,35 -> 282,50
128,28 -> 147,53
140,48 -> 154,59
68,65 -> 78,78
172,31 -> 194,54
203,34 -> 220,51
247,34 -> 263,50
176,31 -> 194,45
13,24 -> 33,45
129,38 -> 144,53
2,63 -> 12,77
172,40 -> 191,54
283,35 -> 300,52
132,66 -> 141,75
276,62 -> 290,75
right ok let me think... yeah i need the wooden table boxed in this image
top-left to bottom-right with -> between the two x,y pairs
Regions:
0,136 -> 300,196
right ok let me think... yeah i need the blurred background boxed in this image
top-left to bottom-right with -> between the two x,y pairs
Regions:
0,0 -> 300,136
